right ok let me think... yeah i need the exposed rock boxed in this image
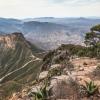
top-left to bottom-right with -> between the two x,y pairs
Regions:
9,89 -> 32,100
30,85 -> 41,93
9,92 -> 22,100
0,33 -> 24,49
50,75 -> 78,99
39,71 -> 48,80
79,67 -> 84,71
50,64 -> 62,70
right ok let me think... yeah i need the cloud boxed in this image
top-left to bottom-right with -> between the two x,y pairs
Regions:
48,0 -> 100,6
0,0 -> 99,18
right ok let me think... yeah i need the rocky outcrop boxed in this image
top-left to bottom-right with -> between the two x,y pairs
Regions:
31,58 -> 100,99
9,57 -> 100,100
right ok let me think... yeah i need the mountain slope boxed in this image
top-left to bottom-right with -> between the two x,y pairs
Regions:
0,32 -> 42,84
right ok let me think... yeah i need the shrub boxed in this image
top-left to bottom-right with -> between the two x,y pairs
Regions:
47,67 -> 62,79
32,82 -> 50,100
84,81 -> 98,96
0,81 -> 23,98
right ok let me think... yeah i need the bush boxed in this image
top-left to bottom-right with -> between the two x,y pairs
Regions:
0,81 -> 23,98
31,82 -> 50,100
47,67 -> 62,79
84,81 -> 98,96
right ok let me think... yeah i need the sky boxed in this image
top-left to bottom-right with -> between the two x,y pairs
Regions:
0,0 -> 100,19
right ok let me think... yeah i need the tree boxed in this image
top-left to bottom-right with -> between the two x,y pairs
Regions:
91,24 -> 100,32
84,24 -> 100,58
85,24 -> 100,47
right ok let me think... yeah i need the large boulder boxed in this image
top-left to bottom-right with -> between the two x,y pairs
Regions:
49,75 -> 78,99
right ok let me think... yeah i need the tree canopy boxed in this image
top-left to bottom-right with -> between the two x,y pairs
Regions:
85,24 -> 100,46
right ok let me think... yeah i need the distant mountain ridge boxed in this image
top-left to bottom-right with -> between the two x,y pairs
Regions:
0,17 -> 100,50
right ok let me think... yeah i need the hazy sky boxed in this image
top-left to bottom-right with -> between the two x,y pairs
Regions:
0,0 -> 100,18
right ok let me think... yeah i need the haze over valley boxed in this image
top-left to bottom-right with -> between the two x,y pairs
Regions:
0,17 -> 100,50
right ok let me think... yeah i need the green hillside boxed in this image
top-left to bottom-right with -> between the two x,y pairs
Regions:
0,33 -> 43,98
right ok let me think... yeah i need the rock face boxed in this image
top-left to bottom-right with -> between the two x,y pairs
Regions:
0,33 -> 24,49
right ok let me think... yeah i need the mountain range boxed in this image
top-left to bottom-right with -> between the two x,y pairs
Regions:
0,17 -> 100,50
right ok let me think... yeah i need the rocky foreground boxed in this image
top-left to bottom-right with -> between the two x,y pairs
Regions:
9,57 -> 100,100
